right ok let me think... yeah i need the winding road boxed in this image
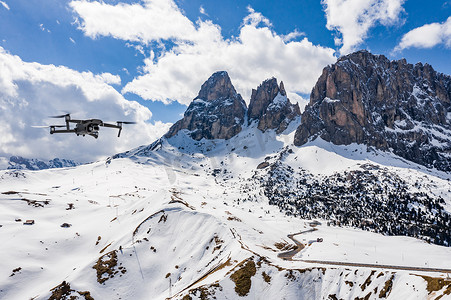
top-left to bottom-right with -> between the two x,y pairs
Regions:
277,228 -> 316,260
278,229 -> 451,274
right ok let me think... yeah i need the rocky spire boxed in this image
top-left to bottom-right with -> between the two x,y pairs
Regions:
165,71 -> 247,140
294,50 -> 451,171
195,71 -> 238,101
248,78 -> 300,133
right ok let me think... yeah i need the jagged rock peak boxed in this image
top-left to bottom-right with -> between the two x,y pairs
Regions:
165,71 -> 247,140
336,49 -> 387,65
248,77 -> 300,133
294,50 -> 451,171
195,71 -> 237,102
248,78 -> 284,119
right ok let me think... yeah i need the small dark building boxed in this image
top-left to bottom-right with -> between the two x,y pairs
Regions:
60,223 -> 72,228
309,220 -> 322,227
23,220 -> 35,225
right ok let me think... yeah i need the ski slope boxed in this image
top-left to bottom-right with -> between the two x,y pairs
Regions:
1,123 -> 450,299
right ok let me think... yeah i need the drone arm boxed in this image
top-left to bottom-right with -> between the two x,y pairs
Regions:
101,122 -> 120,129
51,128 -> 76,134
100,121 -> 135,137
101,122 -> 124,137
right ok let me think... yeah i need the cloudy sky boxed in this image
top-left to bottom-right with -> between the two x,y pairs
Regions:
0,0 -> 450,163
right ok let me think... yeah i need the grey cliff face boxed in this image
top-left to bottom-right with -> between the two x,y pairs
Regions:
248,78 -> 300,133
294,50 -> 451,171
165,71 -> 247,140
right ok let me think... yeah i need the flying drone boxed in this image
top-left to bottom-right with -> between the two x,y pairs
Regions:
33,114 -> 136,139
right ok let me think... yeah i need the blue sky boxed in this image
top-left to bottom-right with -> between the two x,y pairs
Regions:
0,0 -> 450,162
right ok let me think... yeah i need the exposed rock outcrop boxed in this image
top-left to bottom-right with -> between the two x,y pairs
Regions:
165,71 -> 247,140
248,78 -> 300,133
294,50 -> 451,171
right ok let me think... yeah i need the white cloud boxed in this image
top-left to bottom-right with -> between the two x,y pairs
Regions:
199,5 -> 207,16
322,0 -> 405,55
39,24 -> 51,33
287,92 -> 309,112
123,23 -> 335,105
243,6 -> 272,27
394,17 -> 451,51
70,1 -> 336,106
70,0 -> 199,44
0,47 -> 171,163
126,42 -> 145,56
282,29 -> 305,42
0,1 -> 9,10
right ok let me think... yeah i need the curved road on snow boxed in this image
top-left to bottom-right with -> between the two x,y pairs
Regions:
277,228 -> 316,260
278,229 -> 451,274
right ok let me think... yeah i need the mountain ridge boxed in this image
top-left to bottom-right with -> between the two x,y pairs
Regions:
5,155 -> 80,170
294,50 -> 451,171
164,71 -> 247,141
165,71 -> 302,141
248,77 -> 301,133
161,50 -> 451,172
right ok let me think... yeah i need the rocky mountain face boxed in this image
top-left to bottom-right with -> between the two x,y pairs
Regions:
248,78 -> 300,133
165,72 -> 302,141
294,50 -> 451,171
165,71 -> 247,140
7,156 -> 79,170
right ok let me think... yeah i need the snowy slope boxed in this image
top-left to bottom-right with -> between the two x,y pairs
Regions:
0,122 -> 451,300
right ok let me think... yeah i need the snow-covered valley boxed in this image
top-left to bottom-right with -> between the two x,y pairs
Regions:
1,124 -> 451,300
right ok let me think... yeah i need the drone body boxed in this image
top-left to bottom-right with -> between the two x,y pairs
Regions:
40,114 -> 135,138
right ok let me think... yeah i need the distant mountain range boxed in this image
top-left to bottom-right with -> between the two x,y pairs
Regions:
5,155 -> 80,170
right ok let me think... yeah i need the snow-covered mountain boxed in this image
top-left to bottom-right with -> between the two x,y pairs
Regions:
165,71 -> 247,141
1,51 -> 451,300
295,50 -> 451,172
5,156 -> 80,171
164,71 -> 301,141
247,77 -> 300,133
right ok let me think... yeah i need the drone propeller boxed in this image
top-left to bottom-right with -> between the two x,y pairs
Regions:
49,113 -> 71,118
31,125 -> 66,128
49,113 -> 71,129
117,121 -> 137,124
115,121 -> 137,137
